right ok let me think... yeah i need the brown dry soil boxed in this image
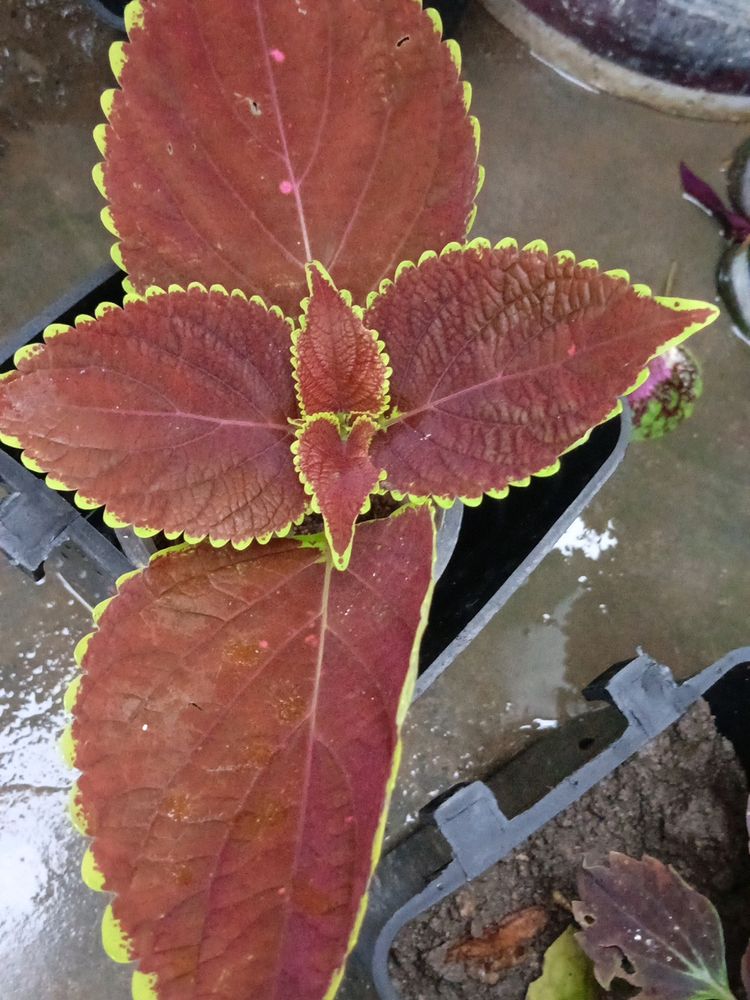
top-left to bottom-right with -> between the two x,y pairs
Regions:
391,700 -> 750,999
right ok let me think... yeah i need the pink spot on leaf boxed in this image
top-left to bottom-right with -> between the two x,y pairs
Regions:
259,640 -> 269,650
270,48 -> 286,63
567,343 -> 577,357
279,180 -> 294,195
305,633 -> 319,647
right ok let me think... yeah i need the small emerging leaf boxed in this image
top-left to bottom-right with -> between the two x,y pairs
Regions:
575,853 -> 736,1000
295,415 -> 382,570
368,244 -> 718,501
0,289 -> 305,544
527,927 -> 600,1000
71,506 -> 436,1000
295,265 -> 389,417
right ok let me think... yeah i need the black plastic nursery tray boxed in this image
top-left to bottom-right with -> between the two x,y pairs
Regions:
0,265 -> 630,663
339,645 -> 750,999
418,414 -> 625,679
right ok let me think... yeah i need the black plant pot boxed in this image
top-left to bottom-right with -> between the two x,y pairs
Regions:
427,0 -> 469,39
84,0 -> 128,32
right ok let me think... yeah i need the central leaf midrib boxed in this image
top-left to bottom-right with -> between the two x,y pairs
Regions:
394,319 -> 660,425
270,556 -> 334,1000
255,0 -> 313,263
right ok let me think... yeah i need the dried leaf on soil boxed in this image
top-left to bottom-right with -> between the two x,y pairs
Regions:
445,905 -> 549,977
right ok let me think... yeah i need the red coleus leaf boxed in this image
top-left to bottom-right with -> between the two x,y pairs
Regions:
294,265 -> 389,418
0,288 -> 306,544
295,415 -> 382,570
99,0 -> 479,313
367,242 -> 719,500
67,505 -> 435,1000
574,853 -> 734,1000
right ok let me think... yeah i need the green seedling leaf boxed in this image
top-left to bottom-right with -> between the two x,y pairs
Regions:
628,346 -> 702,441
527,927 -> 600,1000
575,853 -> 736,1000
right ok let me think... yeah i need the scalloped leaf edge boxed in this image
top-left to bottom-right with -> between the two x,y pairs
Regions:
291,262 -> 393,422
291,412 -> 388,570
93,0 -> 483,288
369,237 -> 719,508
0,286 -> 311,550
62,507 -> 436,1000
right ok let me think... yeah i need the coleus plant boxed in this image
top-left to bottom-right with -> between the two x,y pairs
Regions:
0,1 -> 720,998
575,849 -> 750,1000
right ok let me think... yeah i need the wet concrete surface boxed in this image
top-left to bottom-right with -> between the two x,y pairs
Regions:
0,1 -> 748,996
0,552 -> 131,999
0,0 -> 117,346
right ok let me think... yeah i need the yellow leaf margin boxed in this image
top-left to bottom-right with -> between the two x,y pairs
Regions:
60,505 -> 437,1000
92,0 -> 483,297
365,236 -> 720,510
0,284 -> 311,551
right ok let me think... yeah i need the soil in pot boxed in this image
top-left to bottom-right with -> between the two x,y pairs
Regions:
390,699 -> 750,999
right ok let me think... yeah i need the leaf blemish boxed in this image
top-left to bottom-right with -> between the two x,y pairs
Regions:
235,94 -> 262,116
270,48 -> 286,63
279,180 -> 294,195
396,35 -> 410,47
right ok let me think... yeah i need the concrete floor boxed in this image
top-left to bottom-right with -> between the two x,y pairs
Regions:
0,2 -> 748,997
0,1 -> 116,345
0,552 -> 131,999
